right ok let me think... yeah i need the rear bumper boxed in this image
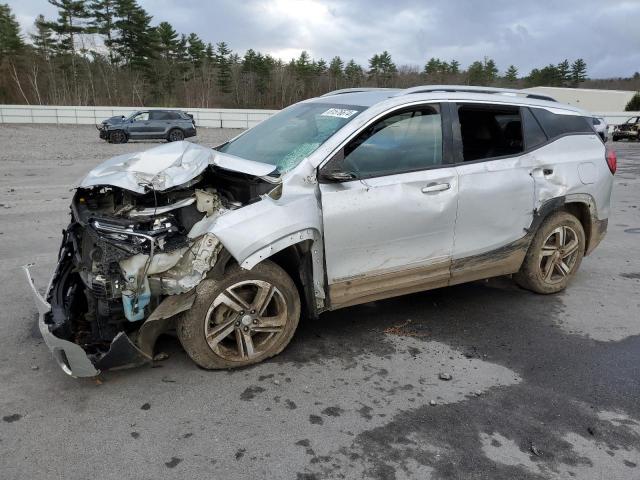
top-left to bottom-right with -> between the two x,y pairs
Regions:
23,264 -> 151,378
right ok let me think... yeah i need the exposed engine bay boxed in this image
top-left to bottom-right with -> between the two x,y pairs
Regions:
47,157 -> 277,369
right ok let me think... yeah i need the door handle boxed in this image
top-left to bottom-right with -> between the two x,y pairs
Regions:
421,183 -> 450,193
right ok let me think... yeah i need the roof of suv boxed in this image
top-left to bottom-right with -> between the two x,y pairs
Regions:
306,85 -> 590,116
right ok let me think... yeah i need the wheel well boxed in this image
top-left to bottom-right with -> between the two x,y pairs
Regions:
213,243 -> 316,319
269,242 -> 316,319
563,202 -> 592,251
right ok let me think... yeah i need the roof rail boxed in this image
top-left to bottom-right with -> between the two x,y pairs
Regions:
320,88 -> 396,97
398,85 -> 557,102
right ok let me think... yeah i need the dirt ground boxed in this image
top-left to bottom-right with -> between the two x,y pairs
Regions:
0,124 -> 639,480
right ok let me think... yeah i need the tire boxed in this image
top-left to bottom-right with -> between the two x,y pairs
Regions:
514,211 -> 585,294
167,128 -> 185,142
177,260 -> 301,369
109,130 -> 127,144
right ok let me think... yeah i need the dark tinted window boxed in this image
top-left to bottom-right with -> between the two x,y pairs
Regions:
522,107 -> 548,149
592,117 -> 601,126
342,105 -> 443,178
167,112 -> 181,120
530,108 -> 592,138
149,111 -> 169,120
457,104 -> 523,161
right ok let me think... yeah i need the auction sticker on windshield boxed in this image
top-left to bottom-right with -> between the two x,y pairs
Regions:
321,108 -> 359,119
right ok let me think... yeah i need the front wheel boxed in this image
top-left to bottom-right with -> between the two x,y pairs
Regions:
177,260 -> 301,369
514,211 -> 585,294
109,130 -> 127,144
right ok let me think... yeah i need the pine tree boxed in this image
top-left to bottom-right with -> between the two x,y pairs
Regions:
87,0 -> 116,62
570,58 -> 587,86
449,60 -> 460,75
484,58 -> 498,84
30,14 -> 56,59
328,56 -> 343,76
504,65 -> 518,84
155,21 -> 179,61
625,92 -> 640,112
0,3 -> 25,61
46,0 -> 88,56
344,59 -> 363,86
187,33 -> 205,67
368,50 -> 396,86
315,58 -> 327,75
557,59 -> 570,86
467,61 -> 485,85
112,0 -> 155,68
214,41 -> 232,93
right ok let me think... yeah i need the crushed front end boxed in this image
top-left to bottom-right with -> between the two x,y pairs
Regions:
25,142 -> 279,376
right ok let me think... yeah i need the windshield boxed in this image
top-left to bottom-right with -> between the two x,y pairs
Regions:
218,102 -> 366,173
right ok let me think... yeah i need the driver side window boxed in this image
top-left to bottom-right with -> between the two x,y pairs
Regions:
132,112 -> 149,122
341,105 -> 443,178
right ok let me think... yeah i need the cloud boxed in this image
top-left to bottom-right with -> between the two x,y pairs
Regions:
6,0 -> 640,77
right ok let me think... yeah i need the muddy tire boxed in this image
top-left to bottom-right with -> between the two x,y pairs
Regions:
177,260 -> 301,369
167,128 -> 184,142
109,130 -> 127,144
514,211 -> 585,294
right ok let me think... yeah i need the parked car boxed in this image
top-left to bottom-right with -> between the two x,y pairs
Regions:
97,109 -> 196,143
591,116 -> 608,142
26,86 -> 615,377
612,115 -> 640,142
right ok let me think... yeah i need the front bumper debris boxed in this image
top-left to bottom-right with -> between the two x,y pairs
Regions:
23,264 -> 151,377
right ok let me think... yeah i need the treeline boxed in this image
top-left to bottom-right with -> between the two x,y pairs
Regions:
0,1 -> 638,108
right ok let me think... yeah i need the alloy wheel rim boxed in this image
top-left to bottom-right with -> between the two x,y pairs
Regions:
538,225 -> 580,284
204,280 -> 288,361
171,131 -> 183,141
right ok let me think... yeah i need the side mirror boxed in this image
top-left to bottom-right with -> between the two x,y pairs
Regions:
321,170 -> 356,182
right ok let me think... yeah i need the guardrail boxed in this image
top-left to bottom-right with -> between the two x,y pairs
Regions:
0,105 -> 638,130
0,105 -> 278,129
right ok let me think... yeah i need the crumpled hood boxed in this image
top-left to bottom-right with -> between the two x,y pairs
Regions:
79,141 -> 277,193
102,115 -> 126,126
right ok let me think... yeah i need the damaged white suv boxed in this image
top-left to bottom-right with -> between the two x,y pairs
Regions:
25,86 -> 615,377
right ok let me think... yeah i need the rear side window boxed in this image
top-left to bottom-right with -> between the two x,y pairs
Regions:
457,104 -> 523,161
530,108 -> 592,139
167,112 -> 181,120
522,107 -> 548,150
150,111 -> 169,120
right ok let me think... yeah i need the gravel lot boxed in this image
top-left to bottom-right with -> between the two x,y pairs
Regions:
1,125 -> 639,480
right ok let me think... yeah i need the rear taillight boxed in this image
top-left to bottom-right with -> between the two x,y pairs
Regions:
606,148 -> 617,174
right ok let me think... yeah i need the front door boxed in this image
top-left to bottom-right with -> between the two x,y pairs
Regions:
128,111 -> 151,138
319,104 -> 459,309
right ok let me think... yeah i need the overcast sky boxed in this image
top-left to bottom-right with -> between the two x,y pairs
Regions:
7,0 -> 640,78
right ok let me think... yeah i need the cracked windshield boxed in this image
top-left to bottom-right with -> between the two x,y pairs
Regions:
219,103 -> 365,173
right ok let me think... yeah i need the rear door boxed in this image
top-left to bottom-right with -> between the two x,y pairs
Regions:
450,103 -> 535,282
319,103 -> 459,308
148,111 -> 171,137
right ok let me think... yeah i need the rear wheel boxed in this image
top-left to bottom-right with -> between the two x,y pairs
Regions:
167,128 -> 184,142
514,211 -> 585,294
109,130 -> 127,144
177,261 -> 301,369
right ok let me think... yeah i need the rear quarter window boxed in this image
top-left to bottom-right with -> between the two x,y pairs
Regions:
522,107 -> 548,150
530,108 -> 593,139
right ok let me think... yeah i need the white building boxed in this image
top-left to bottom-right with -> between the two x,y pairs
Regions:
523,86 -> 638,125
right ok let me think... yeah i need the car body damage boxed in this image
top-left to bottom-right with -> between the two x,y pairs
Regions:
26,86 -> 615,377
25,141 -> 324,376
